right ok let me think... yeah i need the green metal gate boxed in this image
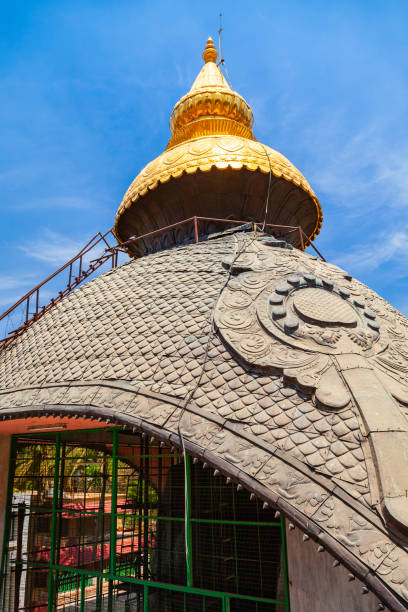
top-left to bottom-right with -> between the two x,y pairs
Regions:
1,429 -> 290,611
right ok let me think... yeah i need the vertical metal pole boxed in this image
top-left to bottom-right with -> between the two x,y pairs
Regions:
185,454 -> 193,587
143,583 -> 148,612
193,217 -> 199,244
80,574 -> 85,612
210,470 -> 215,591
168,452 -> 173,581
0,436 -> 15,606
143,437 -> 149,580
96,451 -> 107,612
79,255 -> 83,278
137,437 -> 143,580
25,295 -> 30,323
68,263 -> 72,289
158,448 -> 162,580
56,441 -> 66,567
280,515 -> 291,612
298,227 -> 304,251
222,595 -> 229,612
110,429 -> 118,576
108,429 -> 118,612
14,505 -> 25,612
47,433 -> 61,612
35,289 -> 39,315
231,487 -> 239,593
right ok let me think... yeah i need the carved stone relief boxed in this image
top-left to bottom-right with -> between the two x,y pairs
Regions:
215,235 -> 408,537
1,378 -> 408,605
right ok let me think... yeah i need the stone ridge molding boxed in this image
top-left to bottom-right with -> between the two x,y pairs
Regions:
0,379 -> 407,611
215,234 -> 408,540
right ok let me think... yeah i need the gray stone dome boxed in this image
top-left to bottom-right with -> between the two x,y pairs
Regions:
1,228 -> 408,610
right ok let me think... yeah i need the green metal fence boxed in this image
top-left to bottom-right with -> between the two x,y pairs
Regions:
0,428 -> 290,611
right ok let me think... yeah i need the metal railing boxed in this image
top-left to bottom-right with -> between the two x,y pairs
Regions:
0,217 -> 325,353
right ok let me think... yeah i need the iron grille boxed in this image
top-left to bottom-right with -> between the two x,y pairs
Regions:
0,429 -> 290,611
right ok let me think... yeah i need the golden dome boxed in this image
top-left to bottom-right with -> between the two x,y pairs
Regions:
167,38 -> 255,148
114,38 -> 323,253
116,135 -> 320,224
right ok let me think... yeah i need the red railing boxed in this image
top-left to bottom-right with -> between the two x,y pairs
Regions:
0,217 -> 325,353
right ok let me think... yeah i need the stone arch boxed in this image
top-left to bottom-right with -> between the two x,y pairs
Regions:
0,381 -> 406,610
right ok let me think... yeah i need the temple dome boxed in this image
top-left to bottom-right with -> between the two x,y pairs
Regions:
3,35 -> 408,612
1,229 -> 408,609
114,38 -> 323,254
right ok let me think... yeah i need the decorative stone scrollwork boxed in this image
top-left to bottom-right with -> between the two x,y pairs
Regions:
215,235 -> 408,538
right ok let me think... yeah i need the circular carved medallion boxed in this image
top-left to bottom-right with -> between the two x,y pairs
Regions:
241,335 -> 269,354
293,288 -> 357,326
221,310 -> 252,329
240,273 -> 269,291
223,291 -> 252,309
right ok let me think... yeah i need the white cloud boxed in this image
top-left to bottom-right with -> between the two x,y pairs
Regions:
334,227 -> 408,276
0,274 -> 37,292
303,118 -> 408,215
18,230 -> 84,265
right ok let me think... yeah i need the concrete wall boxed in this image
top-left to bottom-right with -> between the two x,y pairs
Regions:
286,523 -> 380,611
0,435 -> 11,555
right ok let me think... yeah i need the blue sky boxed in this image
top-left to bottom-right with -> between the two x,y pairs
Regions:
1,0 -> 408,334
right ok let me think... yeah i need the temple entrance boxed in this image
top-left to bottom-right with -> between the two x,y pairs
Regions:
0,429 -> 290,611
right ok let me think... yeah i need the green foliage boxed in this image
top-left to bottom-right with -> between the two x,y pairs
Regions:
13,444 -> 158,504
14,444 -> 55,492
127,479 -> 158,505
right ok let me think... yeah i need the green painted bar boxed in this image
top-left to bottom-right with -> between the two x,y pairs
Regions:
190,517 -> 281,527
2,431 -> 290,610
47,432 -> 61,612
0,436 -> 14,610
30,505 -> 281,528
144,583 -> 148,612
11,560 -> 287,606
280,515 -> 291,612
80,573 -> 85,612
18,557 -> 287,606
48,562 -> 288,605
231,486 -> 240,594
185,452 -> 193,587
110,428 -> 118,576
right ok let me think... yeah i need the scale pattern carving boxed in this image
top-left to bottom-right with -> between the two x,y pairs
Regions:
215,234 -> 408,537
0,232 -> 408,605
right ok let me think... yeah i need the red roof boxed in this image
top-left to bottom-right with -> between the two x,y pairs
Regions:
34,534 -> 150,566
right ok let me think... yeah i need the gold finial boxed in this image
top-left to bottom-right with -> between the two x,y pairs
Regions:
202,37 -> 218,63
166,35 -> 254,148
